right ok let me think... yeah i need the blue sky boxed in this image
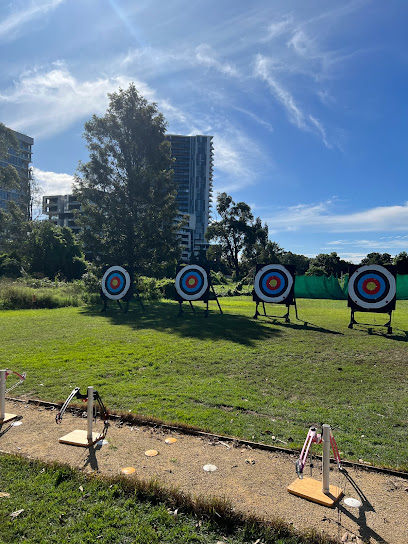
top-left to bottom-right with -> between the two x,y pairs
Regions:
1,0 -> 408,262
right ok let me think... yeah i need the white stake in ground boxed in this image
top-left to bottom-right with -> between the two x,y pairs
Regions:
288,424 -> 343,507
0,369 -> 26,425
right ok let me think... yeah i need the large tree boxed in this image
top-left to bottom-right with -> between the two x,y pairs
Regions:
206,192 -> 268,278
360,252 -> 392,266
74,84 -> 180,277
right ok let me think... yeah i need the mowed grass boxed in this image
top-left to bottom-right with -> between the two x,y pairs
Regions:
1,297 -> 407,470
1,454 -> 318,544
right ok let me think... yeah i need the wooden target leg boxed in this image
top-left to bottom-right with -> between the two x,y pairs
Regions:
210,284 -> 223,314
177,302 -> 183,317
189,301 -> 196,315
284,304 -> 290,323
262,302 -> 267,316
204,300 -> 209,318
386,311 -> 392,335
101,298 -> 108,312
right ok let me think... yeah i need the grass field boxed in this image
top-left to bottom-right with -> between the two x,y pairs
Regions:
1,454 -> 322,544
1,297 -> 407,470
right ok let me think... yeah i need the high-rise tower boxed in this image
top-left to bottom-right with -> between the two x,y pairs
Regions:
166,134 -> 213,260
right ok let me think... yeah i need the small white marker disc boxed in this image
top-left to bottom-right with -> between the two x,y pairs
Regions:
11,421 -> 22,427
97,440 -> 109,446
344,497 -> 362,508
203,464 -> 217,472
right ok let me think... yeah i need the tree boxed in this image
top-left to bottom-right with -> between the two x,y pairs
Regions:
24,221 -> 86,280
74,84 -> 180,277
360,252 -> 392,266
309,252 -> 349,276
0,123 -> 20,191
393,251 -> 408,274
206,193 -> 268,278
280,251 -> 311,275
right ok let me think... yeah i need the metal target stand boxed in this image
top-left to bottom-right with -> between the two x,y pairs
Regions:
0,369 -> 26,425
252,264 -> 307,326
175,265 -> 223,318
253,297 -> 305,324
100,265 -> 145,314
347,265 -> 396,335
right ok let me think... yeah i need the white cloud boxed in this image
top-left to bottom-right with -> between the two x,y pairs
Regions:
0,64 -> 133,138
33,167 -> 74,195
0,0 -> 64,41
194,44 -> 240,77
325,237 -> 408,249
265,200 -> 408,233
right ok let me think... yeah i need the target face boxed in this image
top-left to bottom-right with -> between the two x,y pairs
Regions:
348,265 -> 396,310
101,266 -> 131,300
175,265 -> 209,301
253,264 -> 294,304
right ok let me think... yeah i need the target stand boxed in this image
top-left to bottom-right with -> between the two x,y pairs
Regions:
252,264 -> 306,325
347,265 -> 396,334
101,265 -> 144,314
175,265 -> 222,318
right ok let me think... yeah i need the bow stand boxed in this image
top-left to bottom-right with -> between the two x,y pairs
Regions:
57,386 -> 109,447
288,424 -> 344,507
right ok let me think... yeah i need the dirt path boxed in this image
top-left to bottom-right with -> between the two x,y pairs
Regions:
1,401 -> 407,544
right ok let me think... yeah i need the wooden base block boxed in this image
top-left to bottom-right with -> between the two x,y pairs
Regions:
288,477 -> 343,508
0,413 -> 18,424
59,429 -> 101,447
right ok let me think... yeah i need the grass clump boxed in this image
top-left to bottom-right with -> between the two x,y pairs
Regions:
0,453 -> 335,544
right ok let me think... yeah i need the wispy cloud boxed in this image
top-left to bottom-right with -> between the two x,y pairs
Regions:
194,44 -> 240,77
325,236 -> 408,249
0,63 -> 132,138
33,167 -> 74,195
0,0 -> 64,42
265,200 -> 408,233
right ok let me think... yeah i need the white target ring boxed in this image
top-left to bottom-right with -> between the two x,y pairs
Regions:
348,265 -> 396,309
175,265 -> 209,301
254,264 -> 294,303
101,266 -> 131,300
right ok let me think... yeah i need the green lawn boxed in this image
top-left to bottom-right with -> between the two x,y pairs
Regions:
1,454 -> 316,544
1,297 -> 407,470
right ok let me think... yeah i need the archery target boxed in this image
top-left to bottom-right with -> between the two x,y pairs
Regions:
101,266 -> 131,300
348,265 -> 396,311
253,264 -> 294,304
175,265 -> 209,301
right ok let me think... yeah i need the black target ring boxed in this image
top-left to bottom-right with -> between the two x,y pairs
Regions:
101,266 -> 131,300
175,265 -> 208,301
348,265 -> 396,310
254,264 -> 294,303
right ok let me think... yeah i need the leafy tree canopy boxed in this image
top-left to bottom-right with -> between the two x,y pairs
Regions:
310,252 -> 350,276
206,192 -> 268,278
25,221 -> 86,280
393,251 -> 408,274
360,252 -> 392,266
74,83 -> 180,278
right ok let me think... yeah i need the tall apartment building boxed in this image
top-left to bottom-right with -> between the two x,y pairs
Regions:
0,128 -> 34,213
166,134 -> 213,260
42,194 -> 81,234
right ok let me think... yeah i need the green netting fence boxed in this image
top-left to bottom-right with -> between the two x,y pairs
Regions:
294,274 -> 408,300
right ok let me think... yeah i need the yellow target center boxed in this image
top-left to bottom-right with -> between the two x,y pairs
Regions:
112,279 -> 119,288
366,281 -> 376,292
188,278 -> 195,286
270,279 -> 278,288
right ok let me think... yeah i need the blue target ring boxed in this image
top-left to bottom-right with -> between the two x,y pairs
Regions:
356,273 -> 386,300
175,265 -> 208,301
261,271 -> 286,296
101,266 -> 131,300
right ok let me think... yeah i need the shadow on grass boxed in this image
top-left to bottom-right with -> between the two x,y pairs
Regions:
79,299 -> 282,346
256,316 -> 344,336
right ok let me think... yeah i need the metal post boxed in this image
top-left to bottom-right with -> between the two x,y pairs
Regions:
322,424 -> 331,494
87,386 -> 93,443
0,370 -> 6,422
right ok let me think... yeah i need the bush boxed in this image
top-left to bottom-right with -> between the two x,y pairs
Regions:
0,253 -> 22,278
